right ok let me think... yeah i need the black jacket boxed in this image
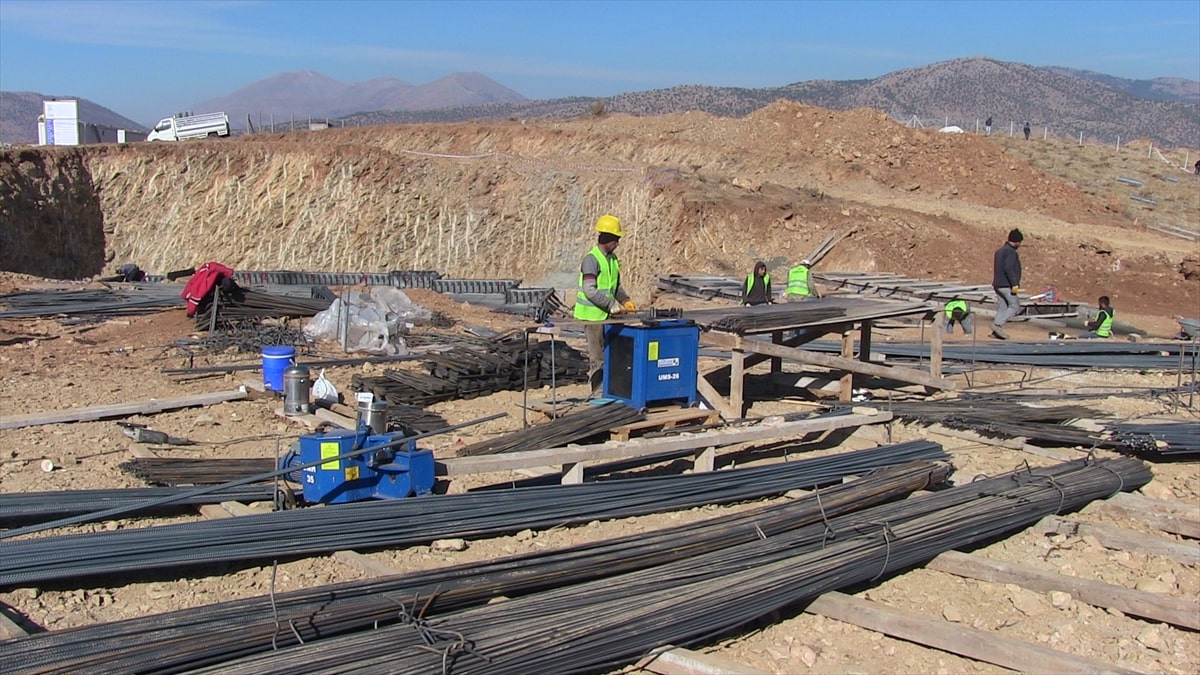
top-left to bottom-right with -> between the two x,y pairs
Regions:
992,243 -> 1021,289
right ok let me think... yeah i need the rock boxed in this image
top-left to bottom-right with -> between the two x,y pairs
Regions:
1139,483 -> 1176,501
1008,587 -> 1044,616
1136,626 -> 1166,651
514,529 -> 535,542
942,605 -> 964,622
798,645 -> 818,667
1135,579 -> 1172,594
1048,591 -> 1073,609
431,538 -> 467,552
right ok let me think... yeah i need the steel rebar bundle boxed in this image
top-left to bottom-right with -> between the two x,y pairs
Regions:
118,458 -> 276,486
186,457 -> 1152,675
192,289 -> 331,329
354,333 -> 586,405
1109,421 -> 1200,458
0,441 -> 948,589
0,460 -> 951,675
0,485 -> 282,527
801,338 -> 1197,371
864,400 -> 1115,448
0,286 -> 183,320
457,401 -> 643,456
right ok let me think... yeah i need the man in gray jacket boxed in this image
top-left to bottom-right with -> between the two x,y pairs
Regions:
991,229 -> 1023,339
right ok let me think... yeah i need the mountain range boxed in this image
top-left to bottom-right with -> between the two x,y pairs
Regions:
1,57 -> 1197,147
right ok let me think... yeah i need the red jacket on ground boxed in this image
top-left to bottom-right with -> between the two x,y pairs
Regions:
181,262 -> 235,317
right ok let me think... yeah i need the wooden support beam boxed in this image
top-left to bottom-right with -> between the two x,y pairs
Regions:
0,390 -> 249,431
770,330 -> 783,373
438,411 -> 891,477
1033,515 -> 1200,565
696,376 -> 739,421
929,551 -> 1200,630
928,312 -> 943,378
561,462 -> 585,485
693,446 -> 716,473
805,591 -> 1137,674
840,329 -> 854,402
635,644 -> 768,675
705,332 -> 956,391
730,343 -> 745,417
1086,493 -> 1200,539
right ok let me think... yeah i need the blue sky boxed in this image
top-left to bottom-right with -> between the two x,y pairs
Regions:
1,0 -> 1197,127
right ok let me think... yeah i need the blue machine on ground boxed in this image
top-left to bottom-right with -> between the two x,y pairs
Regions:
280,426 -> 435,504
603,318 -> 700,409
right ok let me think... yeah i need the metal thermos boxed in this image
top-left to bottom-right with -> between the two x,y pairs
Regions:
283,365 -> 312,415
359,399 -> 389,434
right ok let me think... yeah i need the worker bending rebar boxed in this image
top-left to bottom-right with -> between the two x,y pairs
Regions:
573,214 -> 635,398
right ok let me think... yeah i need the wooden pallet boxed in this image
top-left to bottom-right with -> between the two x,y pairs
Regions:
610,406 -> 721,441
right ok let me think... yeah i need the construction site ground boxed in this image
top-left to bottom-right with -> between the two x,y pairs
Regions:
0,280 -> 1197,674
1,101 -> 1198,672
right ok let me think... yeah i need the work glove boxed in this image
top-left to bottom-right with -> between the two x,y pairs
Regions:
623,300 -> 637,312
609,303 -> 624,315
1012,286 -> 1020,294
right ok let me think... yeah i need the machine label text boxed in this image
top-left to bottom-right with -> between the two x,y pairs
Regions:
657,358 -> 679,368
657,372 -> 681,381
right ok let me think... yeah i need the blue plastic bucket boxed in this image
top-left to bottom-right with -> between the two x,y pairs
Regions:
262,345 -> 296,391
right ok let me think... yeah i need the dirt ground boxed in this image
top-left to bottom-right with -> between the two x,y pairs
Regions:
1,276 -> 1197,673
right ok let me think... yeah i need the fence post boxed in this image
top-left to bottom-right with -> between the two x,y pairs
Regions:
1043,127 -> 1048,140
1116,135 -> 1120,151
1078,131 -> 1083,146
1009,121 -> 1014,136
1148,143 -> 1153,159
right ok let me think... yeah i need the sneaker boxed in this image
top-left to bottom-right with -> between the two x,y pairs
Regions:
990,329 -> 1008,340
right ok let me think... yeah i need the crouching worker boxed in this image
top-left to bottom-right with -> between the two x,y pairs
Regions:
742,261 -> 773,306
944,299 -> 973,335
1079,296 -> 1114,339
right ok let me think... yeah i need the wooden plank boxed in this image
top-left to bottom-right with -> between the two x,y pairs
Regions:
0,390 -> 248,430
219,501 -> 259,517
438,411 -> 891,477
197,504 -> 235,519
929,551 -> 1200,630
696,376 -> 739,421
1033,515 -> 1200,565
839,329 -> 854,402
1087,493 -> 1200,539
730,342 -> 745,417
693,446 -> 716,473
636,644 -> 768,675
561,462 -> 585,485
706,332 -> 956,391
610,408 -> 720,441
0,602 -> 31,639
928,312 -> 942,378
805,591 -> 1137,674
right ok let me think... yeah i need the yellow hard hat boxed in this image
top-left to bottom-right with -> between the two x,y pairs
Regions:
595,214 -> 624,237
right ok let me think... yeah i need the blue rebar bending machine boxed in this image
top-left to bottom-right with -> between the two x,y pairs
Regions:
280,426 -> 435,505
603,318 -> 700,410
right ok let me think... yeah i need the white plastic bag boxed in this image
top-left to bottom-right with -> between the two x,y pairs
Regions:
311,369 -> 339,403
304,288 -> 432,354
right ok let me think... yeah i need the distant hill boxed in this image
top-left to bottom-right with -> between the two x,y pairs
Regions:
1045,66 -> 1200,103
0,92 -> 146,145
342,57 -> 1200,149
193,71 -> 527,129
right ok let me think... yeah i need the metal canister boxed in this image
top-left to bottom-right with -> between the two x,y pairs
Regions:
283,365 -> 312,415
358,399 -> 389,434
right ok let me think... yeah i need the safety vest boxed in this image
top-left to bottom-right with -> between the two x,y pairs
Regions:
786,265 -> 812,296
1096,308 -> 1113,338
745,273 -> 770,294
574,246 -> 620,321
945,299 -> 969,320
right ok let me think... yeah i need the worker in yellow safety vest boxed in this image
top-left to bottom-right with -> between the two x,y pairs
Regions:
1079,296 -> 1114,339
943,299 -> 973,335
574,214 -> 635,397
785,259 -> 821,302
742,261 -> 773,306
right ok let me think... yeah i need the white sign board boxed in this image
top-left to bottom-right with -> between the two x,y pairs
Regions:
43,100 -> 78,120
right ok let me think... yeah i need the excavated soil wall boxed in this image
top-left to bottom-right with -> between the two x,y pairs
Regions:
1,102 -> 1195,316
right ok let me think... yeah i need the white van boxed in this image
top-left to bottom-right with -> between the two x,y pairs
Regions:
147,111 -> 230,141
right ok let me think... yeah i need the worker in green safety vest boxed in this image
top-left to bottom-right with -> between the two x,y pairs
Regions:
1079,295 -> 1114,339
785,259 -> 821,302
742,261 -> 773,306
943,298 -> 973,335
574,214 -> 635,397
